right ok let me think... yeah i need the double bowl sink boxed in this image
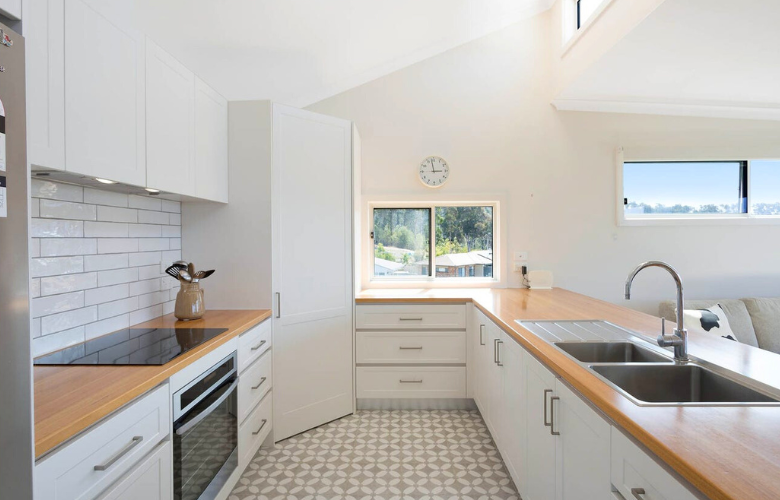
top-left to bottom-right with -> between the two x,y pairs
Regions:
521,321 -> 780,406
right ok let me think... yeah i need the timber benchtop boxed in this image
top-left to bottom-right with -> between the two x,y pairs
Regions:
34,309 -> 272,460
357,288 -> 780,500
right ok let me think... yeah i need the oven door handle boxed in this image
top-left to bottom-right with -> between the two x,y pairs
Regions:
175,378 -> 239,436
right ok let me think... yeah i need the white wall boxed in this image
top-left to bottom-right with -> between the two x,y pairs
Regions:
307,9 -> 780,314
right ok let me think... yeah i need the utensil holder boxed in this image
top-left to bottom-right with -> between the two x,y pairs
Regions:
175,282 -> 205,321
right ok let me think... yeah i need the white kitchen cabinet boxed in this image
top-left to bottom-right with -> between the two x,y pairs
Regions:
24,0 -> 65,170
64,0 -> 146,186
555,379 -> 612,500
146,39 -> 195,195
194,77 -> 229,203
484,321 -> 503,438
472,309 -> 491,417
523,349 -> 558,500
498,330 -> 525,488
96,441 -> 172,500
0,0 -> 21,19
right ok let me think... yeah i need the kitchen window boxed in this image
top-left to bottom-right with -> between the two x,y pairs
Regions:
370,203 -> 496,282
618,158 -> 780,225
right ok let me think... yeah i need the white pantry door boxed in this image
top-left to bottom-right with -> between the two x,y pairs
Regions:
272,104 -> 354,441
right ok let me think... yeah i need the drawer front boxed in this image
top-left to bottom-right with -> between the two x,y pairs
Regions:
611,428 -> 698,500
238,350 -> 273,424
356,304 -> 466,330
238,319 -> 272,373
357,366 -> 466,398
356,331 -> 466,364
35,384 -> 170,500
96,441 -> 172,500
239,391 -> 273,469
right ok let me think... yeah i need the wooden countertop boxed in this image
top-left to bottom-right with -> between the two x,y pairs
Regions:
34,309 -> 272,459
357,288 -> 780,500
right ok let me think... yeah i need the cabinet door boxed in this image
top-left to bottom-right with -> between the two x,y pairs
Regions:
146,39 -> 195,195
470,308 -> 487,410
523,350 -> 557,500
97,441 -> 172,500
0,0 -> 21,20
499,332 -> 525,488
64,0 -> 146,186
25,0 -> 65,170
194,78 -> 228,202
555,380 -> 611,500
483,322 -> 502,436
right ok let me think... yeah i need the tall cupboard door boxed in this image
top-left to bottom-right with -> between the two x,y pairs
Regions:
194,78 -> 228,203
499,332 -> 525,488
470,309 -> 489,413
145,40 -> 194,195
554,380 -> 611,500
523,350 -> 557,500
272,104 -> 353,441
484,322 -> 502,436
64,0 -> 146,186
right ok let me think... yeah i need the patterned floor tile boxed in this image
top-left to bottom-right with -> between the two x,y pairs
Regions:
229,410 -> 519,500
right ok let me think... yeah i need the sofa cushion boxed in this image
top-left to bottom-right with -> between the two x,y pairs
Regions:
741,298 -> 780,354
658,299 -> 759,347
683,305 -> 737,342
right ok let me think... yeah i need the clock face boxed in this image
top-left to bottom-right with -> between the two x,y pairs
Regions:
418,156 -> 450,188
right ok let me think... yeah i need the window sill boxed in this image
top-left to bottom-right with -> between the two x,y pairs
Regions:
366,278 -> 500,289
619,216 -> 780,227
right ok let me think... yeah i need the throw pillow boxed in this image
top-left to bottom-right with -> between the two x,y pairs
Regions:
682,304 -> 738,342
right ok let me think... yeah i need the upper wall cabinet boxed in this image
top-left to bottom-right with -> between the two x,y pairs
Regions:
146,40 -> 195,196
0,0 -> 22,19
64,0 -> 147,186
194,78 -> 228,203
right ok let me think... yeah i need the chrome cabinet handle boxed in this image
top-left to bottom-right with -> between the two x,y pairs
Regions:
543,389 -> 553,427
496,339 -> 504,366
275,292 -> 281,318
399,379 -> 423,383
251,340 -> 267,351
399,317 -> 423,321
493,338 -> 500,364
176,379 -> 239,436
251,376 -> 267,390
550,396 -> 560,436
630,488 -> 646,499
94,436 -> 143,471
252,419 -> 268,436
399,346 -> 423,350
479,325 -> 486,345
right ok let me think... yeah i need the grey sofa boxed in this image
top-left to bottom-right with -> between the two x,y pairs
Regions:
659,298 -> 780,354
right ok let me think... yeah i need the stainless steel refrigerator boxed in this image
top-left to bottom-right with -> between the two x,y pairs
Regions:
0,21 -> 34,499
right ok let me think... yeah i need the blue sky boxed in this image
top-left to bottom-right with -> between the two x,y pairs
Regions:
624,161 -> 780,207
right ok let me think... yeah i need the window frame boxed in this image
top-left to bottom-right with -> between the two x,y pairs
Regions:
366,200 -> 501,287
615,148 -> 780,226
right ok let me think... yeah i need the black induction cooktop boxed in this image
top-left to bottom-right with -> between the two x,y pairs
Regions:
33,327 -> 230,366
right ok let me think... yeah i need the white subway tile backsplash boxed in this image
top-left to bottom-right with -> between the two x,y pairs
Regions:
98,238 -> 139,254
129,278 -> 161,297
138,238 -> 169,252
30,239 -> 41,258
40,272 -> 98,295
84,221 -> 129,238
162,225 -> 181,238
97,205 -> 138,223
138,291 -> 168,309
128,251 -> 162,267
129,305 -> 163,325
138,264 -> 163,281
84,253 -> 129,272
33,326 -> 86,357
98,267 -> 139,287
162,250 -> 182,265
160,200 -> 181,213
41,307 -> 96,336
31,199 -> 40,218
137,210 -> 169,225
30,279 -> 41,298
40,238 -> 98,257
128,224 -> 162,238
84,188 -> 129,208
32,219 -> 84,238
129,195 -> 162,211
40,199 -> 97,221
32,291 -> 85,318
31,256 -> 84,278
86,314 -> 130,341
163,300 -> 175,315
31,318 -> 42,338
169,238 -> 181,250
31,179 -> 83,202
85,284 -> 129,306
169,213 -> 181,225
98,296 -> 139,320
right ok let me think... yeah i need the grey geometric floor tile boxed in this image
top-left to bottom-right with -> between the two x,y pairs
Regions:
229,410 -> 519,500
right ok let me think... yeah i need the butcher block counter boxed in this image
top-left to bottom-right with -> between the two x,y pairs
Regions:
34,309 -> 271,459
357,288 -> 780,500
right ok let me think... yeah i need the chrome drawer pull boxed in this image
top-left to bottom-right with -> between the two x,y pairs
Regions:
399,317 -> 423,321
399,346 -> 423,350
550,396 -> 560,436
630,488 -> 646,499
543,389 -> 553,427
251,340 -> 267,351
479,325 -> 486,345
399,379 -> 423,383
496,339 -> 504,366
94,436 -> 143,471
252,419 -> 268,435
251,376 -> 267,390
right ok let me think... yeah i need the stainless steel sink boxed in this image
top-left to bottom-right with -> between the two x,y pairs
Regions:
554,341 -> 670,364
591,364 -> 780,406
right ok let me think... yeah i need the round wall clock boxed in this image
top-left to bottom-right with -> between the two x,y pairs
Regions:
418,156 -> 450,188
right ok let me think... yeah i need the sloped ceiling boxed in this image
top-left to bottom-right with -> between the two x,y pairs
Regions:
136,0 -> 552,107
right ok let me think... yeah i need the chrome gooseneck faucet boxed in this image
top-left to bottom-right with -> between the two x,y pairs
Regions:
624,261 -> 688,362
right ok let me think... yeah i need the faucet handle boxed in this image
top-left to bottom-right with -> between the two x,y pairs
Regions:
661,318 -> 665,336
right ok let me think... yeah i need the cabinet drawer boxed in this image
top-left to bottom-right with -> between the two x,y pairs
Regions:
356,304 -> 466,330
238,350 -> 273,424
96,441 -> 172,500
238,319 -> 272,372
35,384 -> 170,500
357,331 -> 466,364
611,428 -> 699,500
357,366 -> 466,398
239,391 -> 272,469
